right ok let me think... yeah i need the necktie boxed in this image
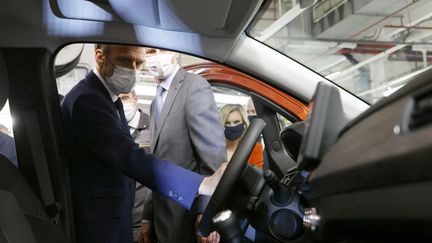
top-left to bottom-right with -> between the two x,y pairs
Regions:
114,99 -> 128,128
155,85 -> 165,121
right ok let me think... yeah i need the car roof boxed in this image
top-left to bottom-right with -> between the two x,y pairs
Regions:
0,0 -> 369,118
0,0 -> 260,60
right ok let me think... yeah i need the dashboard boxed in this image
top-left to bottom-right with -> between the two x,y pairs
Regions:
304,71 -> 432,241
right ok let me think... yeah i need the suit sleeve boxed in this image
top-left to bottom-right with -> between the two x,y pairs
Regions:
185,76 -> 227,175
71,93 -> 203,209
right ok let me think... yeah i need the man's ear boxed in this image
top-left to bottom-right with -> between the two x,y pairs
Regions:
95,49 -> 104,67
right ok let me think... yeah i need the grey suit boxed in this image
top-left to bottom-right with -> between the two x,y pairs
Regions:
147,68 -> 227,243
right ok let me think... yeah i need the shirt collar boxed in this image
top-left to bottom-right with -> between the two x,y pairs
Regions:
93,68 -> 118,102
158,64 -> 180,91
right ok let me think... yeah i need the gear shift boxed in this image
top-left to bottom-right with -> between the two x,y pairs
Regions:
264,170 -> 292,206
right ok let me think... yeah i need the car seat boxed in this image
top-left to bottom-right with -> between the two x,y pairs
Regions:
0,153 -> 68,242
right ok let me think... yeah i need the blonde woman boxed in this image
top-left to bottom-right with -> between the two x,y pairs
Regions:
220,104 -> 263,169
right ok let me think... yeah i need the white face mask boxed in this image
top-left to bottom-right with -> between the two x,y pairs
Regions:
122,102 -> 137,122
145,53 -> 176,80
105,65 -> 138,95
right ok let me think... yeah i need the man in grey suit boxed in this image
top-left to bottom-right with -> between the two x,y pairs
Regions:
139,48 -> 226,243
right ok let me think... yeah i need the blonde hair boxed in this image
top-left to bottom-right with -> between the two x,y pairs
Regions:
220,104 -> 250,127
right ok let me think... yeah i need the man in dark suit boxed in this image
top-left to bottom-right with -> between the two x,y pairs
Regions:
60,44 -> 225,243
140,48 -> 227,243
0,125 -> 17,167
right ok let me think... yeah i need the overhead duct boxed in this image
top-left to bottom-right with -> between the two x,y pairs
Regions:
311,0 -> 410,39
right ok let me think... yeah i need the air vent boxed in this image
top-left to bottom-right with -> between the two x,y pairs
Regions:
409,92 -> 432,130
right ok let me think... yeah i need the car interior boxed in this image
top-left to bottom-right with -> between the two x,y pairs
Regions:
1,0 -> 432,242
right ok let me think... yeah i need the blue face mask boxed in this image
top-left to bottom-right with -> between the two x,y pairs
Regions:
224,123 -> 245,140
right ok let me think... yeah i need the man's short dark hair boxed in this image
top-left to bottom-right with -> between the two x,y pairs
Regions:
95,44 -> 109,53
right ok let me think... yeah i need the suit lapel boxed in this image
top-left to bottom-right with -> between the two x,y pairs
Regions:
151,69 -> 186,151
86,71 -> 112,102
86,71 -> 129,133
150,100 -> 157,153
136,109 -> 149,130
87,71 -> 126,125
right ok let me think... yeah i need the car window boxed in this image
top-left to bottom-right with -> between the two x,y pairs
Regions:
56,44 -> 208,114
277,113 -> 292,130
55,44 -> 262,117
56,44 -> 308,121
213,86 -> 293,129
55,43 -> 305,177
248,0 -> 432,104
211,86 -> 250,110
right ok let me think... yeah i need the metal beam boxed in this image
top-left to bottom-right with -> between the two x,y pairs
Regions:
326,31 -> 432,82
257,4 -> 306,42
357,65 -> 432,97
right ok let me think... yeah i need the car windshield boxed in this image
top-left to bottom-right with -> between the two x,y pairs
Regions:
248,0 -> 432,104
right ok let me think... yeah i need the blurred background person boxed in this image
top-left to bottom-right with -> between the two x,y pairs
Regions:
0,123 -> 17,166
220,104 -> 263,169
246,98 -> 257,122
119,90 -> 154,243
119,90 -> 151,152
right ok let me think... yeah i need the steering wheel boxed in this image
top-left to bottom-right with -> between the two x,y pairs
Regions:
198,118 -> 266,237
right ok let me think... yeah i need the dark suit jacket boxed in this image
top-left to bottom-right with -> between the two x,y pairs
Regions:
60,71 -> 204,243
0,132 -> 17,167
147,68 -> 227,243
